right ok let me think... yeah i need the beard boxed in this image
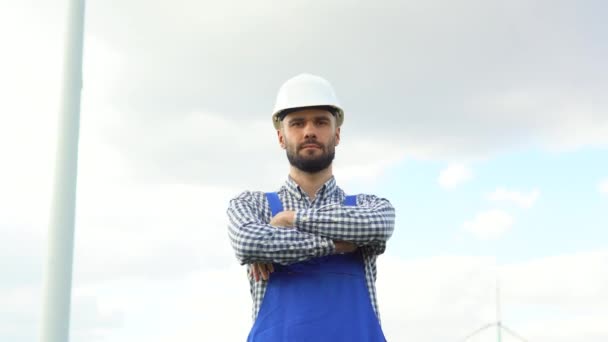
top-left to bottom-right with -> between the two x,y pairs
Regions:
286,139 -> 335,173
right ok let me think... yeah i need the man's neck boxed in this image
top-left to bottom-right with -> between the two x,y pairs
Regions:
289,165 -> 333,200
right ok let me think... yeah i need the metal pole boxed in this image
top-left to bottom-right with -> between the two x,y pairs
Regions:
40,0 -> 86,341
496,278 -> 502,342
460,276 -> 529,342
502,325 -> 529,342
461,323 -> 495,341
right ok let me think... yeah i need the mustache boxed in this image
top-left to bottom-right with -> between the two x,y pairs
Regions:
297,140 -> 323,150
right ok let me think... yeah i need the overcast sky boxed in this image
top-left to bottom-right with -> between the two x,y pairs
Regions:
1,0 -> 607,341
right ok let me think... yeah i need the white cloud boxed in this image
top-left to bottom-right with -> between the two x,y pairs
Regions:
0,7 -> 63,227
0,286 -> 41,342
501,250 -> 608,309
7,0 -> 603,191
378,251 -> 608,341
487,187 -> 540,208
73,182 -> 240,284
463,209 -> 514,240
70,292 -> 124,342
599,178 -> 608,194
60,252 -> 608,341
77,0 -> 608,162
102,108 -> 405,189
3,1 -> 608,342
438,163 -> 473,189
67,266 -> 252,342
5,211 -> 608,342
524,315 -> 608,342
334,140 -> 406,186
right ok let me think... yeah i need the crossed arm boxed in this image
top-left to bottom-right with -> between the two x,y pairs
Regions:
294,194 -> 395,250
227,192 -> 336,266
227,192 -> 395,278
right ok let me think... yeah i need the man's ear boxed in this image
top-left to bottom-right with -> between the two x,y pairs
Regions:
277,129 -> 286,149
335,127 -> 341,147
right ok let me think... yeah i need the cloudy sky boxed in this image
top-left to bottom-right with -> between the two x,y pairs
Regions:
1,0 -> 607,341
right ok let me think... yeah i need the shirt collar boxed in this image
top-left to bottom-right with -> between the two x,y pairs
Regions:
285,175 -> 338,200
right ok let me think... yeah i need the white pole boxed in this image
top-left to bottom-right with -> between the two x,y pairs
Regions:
496,278 -> 502,342
40,0 -> 86,341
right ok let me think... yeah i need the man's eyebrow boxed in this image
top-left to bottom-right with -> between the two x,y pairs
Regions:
288,117 -> 305,122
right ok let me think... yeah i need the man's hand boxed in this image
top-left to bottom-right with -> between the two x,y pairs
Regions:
250,263 -> 274,282
249,211 -> 294,282
333,240 -> 357,254
250,241 -> 356,282
269,211 -> 296,228
252,214 -> 354,281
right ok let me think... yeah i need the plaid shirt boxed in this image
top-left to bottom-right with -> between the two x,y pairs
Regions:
227,176 -> 395,322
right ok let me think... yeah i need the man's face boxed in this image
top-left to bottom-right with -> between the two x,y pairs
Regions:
278,108 -> 341,173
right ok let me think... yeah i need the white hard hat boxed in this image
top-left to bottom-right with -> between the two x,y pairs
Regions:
272,73 -> 344,129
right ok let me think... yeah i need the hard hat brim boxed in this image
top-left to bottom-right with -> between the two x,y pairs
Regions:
272,105 -> 344,130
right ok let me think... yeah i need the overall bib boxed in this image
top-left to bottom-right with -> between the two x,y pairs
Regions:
246,193 -> 386,342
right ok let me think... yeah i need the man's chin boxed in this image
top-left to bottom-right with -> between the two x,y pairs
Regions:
299,149 -> 324,156
299,154 -> 324,162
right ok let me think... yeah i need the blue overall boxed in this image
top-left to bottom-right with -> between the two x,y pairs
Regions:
246,193 -> 386,342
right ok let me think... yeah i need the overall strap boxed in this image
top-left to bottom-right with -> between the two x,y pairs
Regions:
343,195 -> 357,206
265,192 -> 284,217
266,192 -> 356,216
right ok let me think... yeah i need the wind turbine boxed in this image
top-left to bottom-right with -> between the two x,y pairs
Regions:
461,278 -> 528,342
40,1 -> 85,341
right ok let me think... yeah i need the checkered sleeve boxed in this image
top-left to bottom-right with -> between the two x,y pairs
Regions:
294,194 -> 395,250
227,191 -> 335,265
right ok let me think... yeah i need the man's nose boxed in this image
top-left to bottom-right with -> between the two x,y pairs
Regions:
303,122 -> 317,139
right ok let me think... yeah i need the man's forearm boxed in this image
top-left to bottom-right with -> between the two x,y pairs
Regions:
294,196 -> 395,245
227,200 -> 335,265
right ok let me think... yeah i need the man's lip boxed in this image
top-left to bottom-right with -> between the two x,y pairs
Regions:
301,144 -> 321,149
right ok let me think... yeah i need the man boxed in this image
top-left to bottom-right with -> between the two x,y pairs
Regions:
227,73 -> 395,341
